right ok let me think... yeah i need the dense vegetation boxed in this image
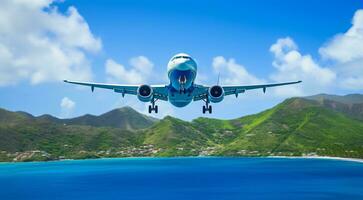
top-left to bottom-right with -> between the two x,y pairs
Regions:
0,94 -> 362,162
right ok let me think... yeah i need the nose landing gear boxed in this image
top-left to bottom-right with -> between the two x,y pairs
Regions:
148,98 -> 158,113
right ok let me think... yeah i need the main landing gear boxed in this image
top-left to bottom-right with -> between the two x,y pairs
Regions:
148,98 -> 158,113
202,99 -> 212,114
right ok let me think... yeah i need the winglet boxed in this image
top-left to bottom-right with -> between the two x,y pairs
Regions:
217,72 -> 220,86
64,80 -> 69,83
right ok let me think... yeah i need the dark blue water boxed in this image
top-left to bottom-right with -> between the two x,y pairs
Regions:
0,157 -> 363,200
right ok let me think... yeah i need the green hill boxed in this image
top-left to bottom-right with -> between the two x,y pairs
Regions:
0,109 -> 145,160
306,93 -> 363,105
63,107 -> 158,130
305,94 -> 363,120
0,107 -> 157,161
143,116 -> 213,156
219,98 -> 363,158
0,106 -> 157,130
0,94 -> 363,162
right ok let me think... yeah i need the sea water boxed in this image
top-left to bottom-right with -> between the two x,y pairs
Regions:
0,157 -> 362,200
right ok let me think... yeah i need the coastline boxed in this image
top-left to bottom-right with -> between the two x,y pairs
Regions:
1,155 -> 363,164
266,155 -> 363,163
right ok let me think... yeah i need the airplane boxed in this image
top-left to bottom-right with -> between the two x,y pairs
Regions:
64,53 -> 301,114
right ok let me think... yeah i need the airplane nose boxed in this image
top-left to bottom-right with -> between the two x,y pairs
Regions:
176,58 -> 187,65
175,59 -> 193,71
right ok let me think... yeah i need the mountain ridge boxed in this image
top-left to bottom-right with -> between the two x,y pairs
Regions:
0,106 -> 158,130
304,93 -> 363,121
305,93 -> 363,105
0,93 -> 362,162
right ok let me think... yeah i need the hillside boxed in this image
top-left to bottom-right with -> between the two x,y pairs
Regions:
0,94 -> 363,162
62,107 -> 158,130
0,107 -> 157,130
218,98 -> 363,158
0,107 -> 157,161
0,108 -> 147,161
305,94 -> 363,120
143,116 -> 213,156
306,93 -> 363,105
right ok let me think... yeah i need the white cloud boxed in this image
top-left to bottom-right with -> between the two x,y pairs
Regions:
212,56 -> 264,85
0,0 -> 101,86
208,10 -> 363,97
60,97 -> 75,118
194,72 -> 209,85
105,56 -> 154,84
269,37 -> 336,96
319,9 -> 363,90
320,10 -> 363,63
129,56 -> 154,75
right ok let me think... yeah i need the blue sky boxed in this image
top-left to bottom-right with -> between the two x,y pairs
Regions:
0,0 -> 362,120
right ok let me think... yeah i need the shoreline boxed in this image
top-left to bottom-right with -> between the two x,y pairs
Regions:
266,155 -> 363,163
1,155 -> 363,164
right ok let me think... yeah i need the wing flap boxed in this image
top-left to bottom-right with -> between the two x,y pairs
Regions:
222,81 -> 302,96
223,81 -> 302,91
64,80 -> 169,101
192,81 -> 302,101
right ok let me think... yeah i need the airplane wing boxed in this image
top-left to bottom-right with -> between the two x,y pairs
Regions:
193,80 -> 302,101
63,80 -> 169,101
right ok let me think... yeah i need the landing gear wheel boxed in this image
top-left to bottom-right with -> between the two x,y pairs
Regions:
202,100 -> 212,114
149,98 -> 159,113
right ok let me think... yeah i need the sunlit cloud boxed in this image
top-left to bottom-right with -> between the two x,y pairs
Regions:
0,0 -> 101,86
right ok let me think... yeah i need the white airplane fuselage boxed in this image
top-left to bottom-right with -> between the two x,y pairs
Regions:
167,53 -> 197,107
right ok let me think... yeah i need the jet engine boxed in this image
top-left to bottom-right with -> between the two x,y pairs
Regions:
208,85 -> 224,103
137,85 -> 153,102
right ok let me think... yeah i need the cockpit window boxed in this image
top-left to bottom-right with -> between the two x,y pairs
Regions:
172,56 -> 189,61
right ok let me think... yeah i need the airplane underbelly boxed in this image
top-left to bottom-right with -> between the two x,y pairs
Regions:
168,91 -> 193,107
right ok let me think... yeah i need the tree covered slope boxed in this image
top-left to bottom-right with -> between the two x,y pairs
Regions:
0,94 -> 362,161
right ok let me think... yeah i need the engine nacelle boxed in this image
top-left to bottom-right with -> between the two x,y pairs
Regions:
208,85 -> 224,103
137,85 -> 153,102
